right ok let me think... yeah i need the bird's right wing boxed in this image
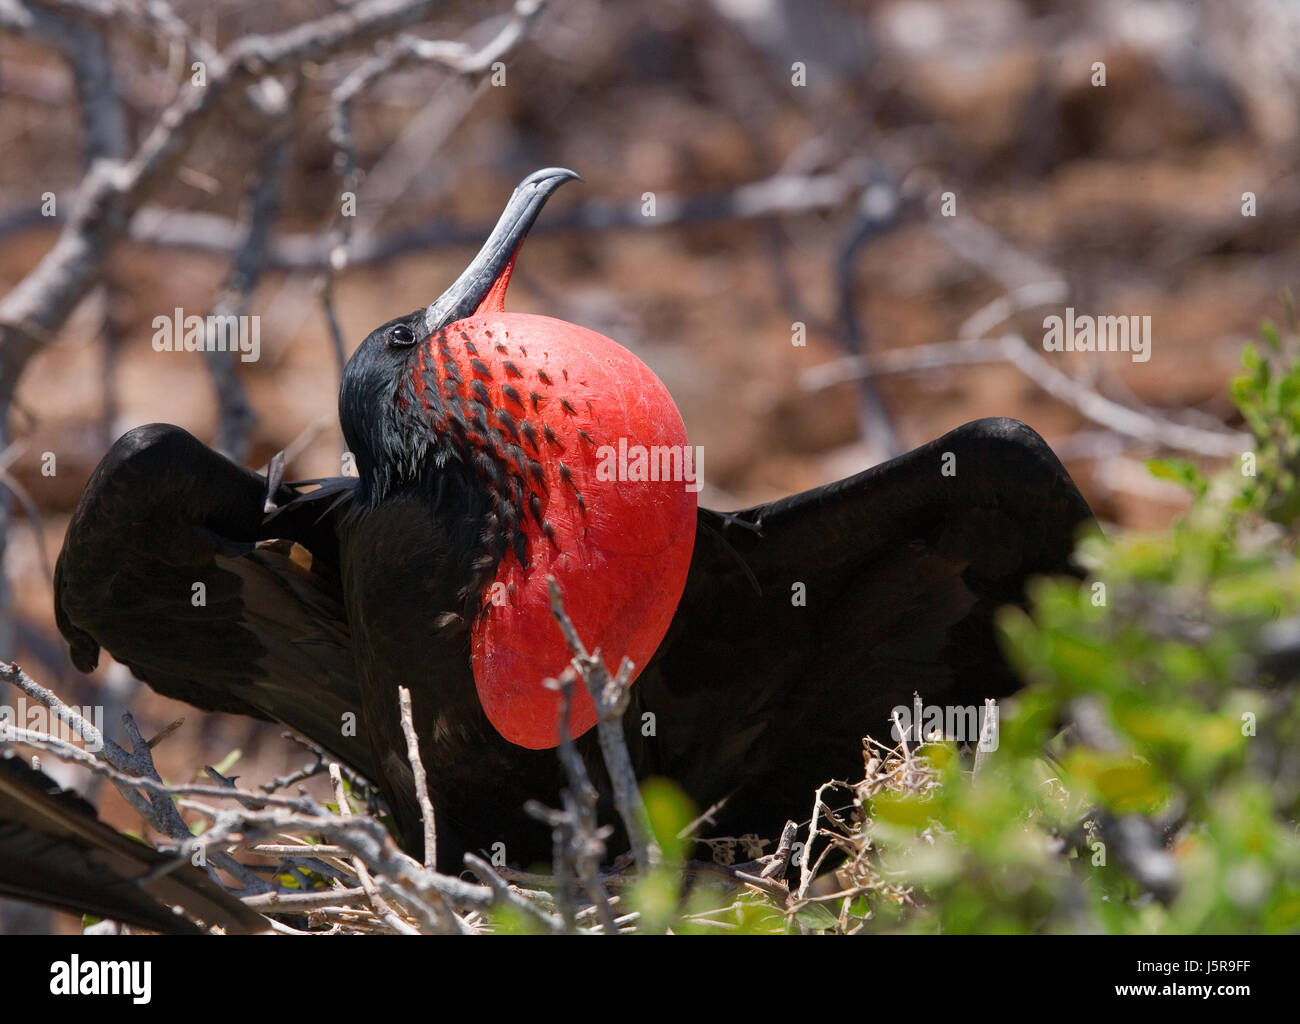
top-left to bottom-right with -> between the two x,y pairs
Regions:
53,424 -> 372,779
0,752 -> 266,933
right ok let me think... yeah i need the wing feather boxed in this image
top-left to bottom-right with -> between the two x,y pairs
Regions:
0,753 -> 265,933
53,425 -> 371,778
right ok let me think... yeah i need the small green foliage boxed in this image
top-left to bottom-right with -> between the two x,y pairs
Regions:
641,777 -> 694,865
1231,304 -> 1300,525
209,749 -> 242,777
1146,457 -> 1208,499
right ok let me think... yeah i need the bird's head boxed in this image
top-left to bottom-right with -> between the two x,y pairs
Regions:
339,169 -> 698,749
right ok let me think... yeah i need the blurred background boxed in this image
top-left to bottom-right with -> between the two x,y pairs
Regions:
1,0 -> 1298,929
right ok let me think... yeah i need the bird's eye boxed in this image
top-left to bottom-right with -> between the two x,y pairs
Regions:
388,324 -> 416,347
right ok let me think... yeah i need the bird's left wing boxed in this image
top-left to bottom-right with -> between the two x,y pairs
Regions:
53,424 -> 372,779
634,417 -> 1093,837
0,752 -> 266,933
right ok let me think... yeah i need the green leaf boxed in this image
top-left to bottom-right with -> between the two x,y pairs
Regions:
794,902 -> 840,930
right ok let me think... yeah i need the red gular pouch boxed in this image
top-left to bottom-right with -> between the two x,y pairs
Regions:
414,269 -> 697,748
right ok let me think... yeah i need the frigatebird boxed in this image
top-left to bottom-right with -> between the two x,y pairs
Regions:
47,168 -> 1092,875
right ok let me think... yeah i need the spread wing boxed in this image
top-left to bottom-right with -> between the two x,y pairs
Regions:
634,417 -> 1093,838
0,753 -> 265,933
53,424 -> 371,779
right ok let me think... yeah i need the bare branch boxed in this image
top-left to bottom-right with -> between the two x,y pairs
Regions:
329,0 -> 546,221
0,0 -> 128,165
802,333 -> 1246,457
204,79 -> 296,460
833,174 -> 906,460
0,165 -> 882,269
329,762 -> 421,934
396,686 -> 437,871
545,576 -> 661,873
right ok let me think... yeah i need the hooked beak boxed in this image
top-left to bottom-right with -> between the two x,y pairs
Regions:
424,167 -> 581,333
